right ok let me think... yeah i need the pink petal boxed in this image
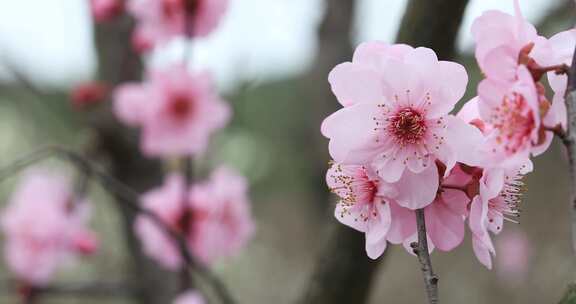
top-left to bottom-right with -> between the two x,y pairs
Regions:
425,190 -> 467,251
321,103 -> 383,164
328,62 -> 384,106
472,236 -> 494,269
393,165 -> 438,210
365,202 -> 392,244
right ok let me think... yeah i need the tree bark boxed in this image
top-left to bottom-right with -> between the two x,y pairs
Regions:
91,16 -> 180,304
396,0 -> 470,60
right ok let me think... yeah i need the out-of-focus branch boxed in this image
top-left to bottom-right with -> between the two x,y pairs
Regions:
396,0 -> 470,60
1,280 -> 132,298
0,146 -> 236,304
560,283 -> 576,304
559,30 -> 576,304
561,39 -> 576,257
411,210 -> 439,304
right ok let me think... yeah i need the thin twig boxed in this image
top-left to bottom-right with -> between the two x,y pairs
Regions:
411,209 -> 439,304
0,146 -> 236,304
1,280 -> 132,298
561,44 -> 576,255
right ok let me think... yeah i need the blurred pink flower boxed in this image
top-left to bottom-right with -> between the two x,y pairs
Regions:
113,64 -> 230,157
189,167 -> 255,265
174,290 -> 205,304
322,44 -> 482,204
496,229 -> 531,283
135,174 -> 186,270
469,164 -> 529,269
128,0 -> 228,51
135,167 -> 254,269
90,0 -> 124,23
0,171 -> 97,286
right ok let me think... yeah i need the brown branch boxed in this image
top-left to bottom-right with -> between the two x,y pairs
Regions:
396,0 -> 470,60
0,146 -> 235,304
411,209 -> 439,304
558,32 -> 576,304
1,280 -> 132,298
561,41 -> 576,255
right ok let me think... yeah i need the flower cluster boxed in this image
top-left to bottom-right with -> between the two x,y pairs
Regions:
1,171 -> 98,286
135,167 -> 254,269
323,1 -> 574,268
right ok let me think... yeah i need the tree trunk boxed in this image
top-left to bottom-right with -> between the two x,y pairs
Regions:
91,16 -> 180,304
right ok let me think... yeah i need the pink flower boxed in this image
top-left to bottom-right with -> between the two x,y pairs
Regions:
327,162 -> 439,258
469,164 -> 529,269
471,0 -> 552,83
128,0 -> 228,51
322,43 -> 482,208
174,290 -> 205,304
1,171 -> 97,286
477,65 -> 545,165
90,0 -> 124,23
135,174 -> 186,270
113,64 -> 230,157
189,167 -> 255,265
135,167 -> 254,269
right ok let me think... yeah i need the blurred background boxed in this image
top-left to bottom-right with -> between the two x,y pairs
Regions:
0,0 -> 574,303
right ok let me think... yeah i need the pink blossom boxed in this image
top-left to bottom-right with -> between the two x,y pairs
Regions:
90,0 -> 124,23
174,290 -> 205,304
113,64 -> 230,157
477,65 -> 545,165
134,174 -> 186,270
128,0 -> 228,51
471,0 -> 553,83
469,164 -> 529,269
189,167 -> 255,265
70,81 -> 108,110
322,44 -> 482,208
327,162 -> 463,258
1,171 -> 97,286
135,167 -> 254,269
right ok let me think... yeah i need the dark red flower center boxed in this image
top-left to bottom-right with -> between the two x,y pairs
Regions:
388,107 -> 427,145
168,95 -> 194,121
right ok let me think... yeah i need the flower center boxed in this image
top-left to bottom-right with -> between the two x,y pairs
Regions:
492,94 -> 535,154
168,95 -> 194,121
388,107 -> 427,145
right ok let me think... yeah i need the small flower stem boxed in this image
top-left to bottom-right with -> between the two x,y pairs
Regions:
543,124 -> 567,140
411,209 -> 439,304
179,156 -> 194,292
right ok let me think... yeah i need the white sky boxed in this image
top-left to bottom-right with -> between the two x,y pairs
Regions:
0,0 -> 561,91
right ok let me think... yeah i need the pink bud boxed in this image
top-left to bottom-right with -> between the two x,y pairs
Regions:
72,232 -> 99,255
70,82 -> 108,110
91,0 -> 125,23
